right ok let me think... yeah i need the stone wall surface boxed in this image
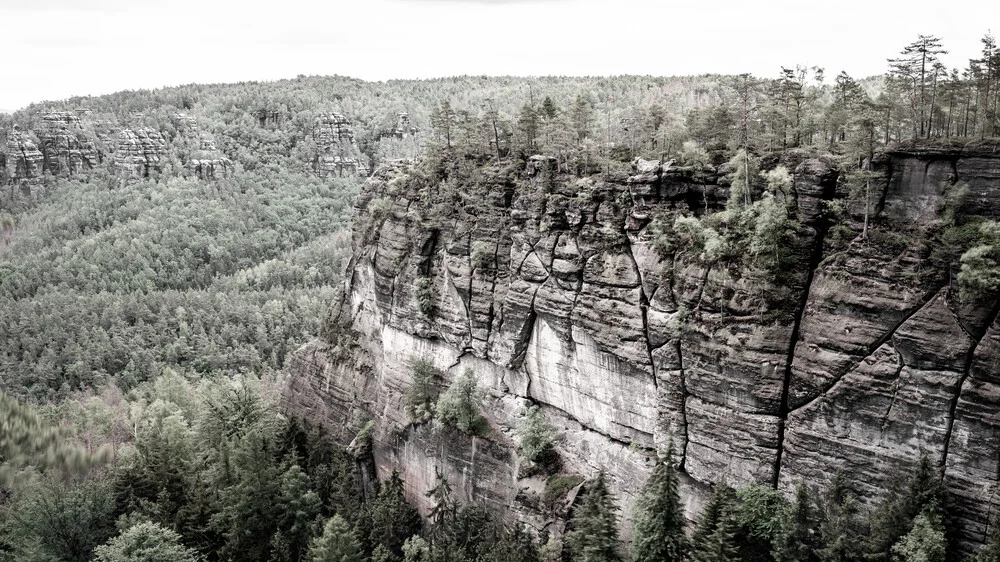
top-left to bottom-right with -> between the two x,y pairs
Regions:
276,145 -> 1000,549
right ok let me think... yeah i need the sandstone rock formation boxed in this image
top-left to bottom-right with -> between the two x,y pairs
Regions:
381,112 -> 419,140
3,126 -> 44,184
113,128 -> 167,179
284,146 -> 1000,550
37,111 -> 101,175
312,113 -> 369,178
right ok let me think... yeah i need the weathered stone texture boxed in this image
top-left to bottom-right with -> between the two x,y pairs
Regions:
37,111 -> 101,175
285,147 -> 1000,549
113,128 -> 167,179
312,113 -> 369,177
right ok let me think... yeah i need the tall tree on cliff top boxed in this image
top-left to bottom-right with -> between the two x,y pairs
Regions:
631,445 -> 688,562
889,35 -> 948,139
977,32 -> 998,137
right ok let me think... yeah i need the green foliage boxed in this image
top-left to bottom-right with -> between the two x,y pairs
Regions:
361,471 -> 422,558
680,140 -> 711,168
435,368 -> 487,435
308,515 -> 364,562
691,485 -> 741,562
469,241 -> 493,270
864,455 -> 948,562
0,391 -> 110,485
5,475 -> 117,562
749,192 -> 800,276
892,507 -> 947,562
406,358 -> 442,423
94,521 -> 202,562
412,277 -> 437,317
565,473 -> 622,562
515,405 -> 557,464
632,446 -> 688,562
815,474 -> 863,562
673,215 -> 726,264
726,150 -> 760,211
733,484 -> 789,562
772,485 -> 819,562
958,220 -> 1000,299
543,474 -> 584,513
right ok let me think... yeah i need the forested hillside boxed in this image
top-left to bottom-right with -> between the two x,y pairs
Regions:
1,30 -> 1000,562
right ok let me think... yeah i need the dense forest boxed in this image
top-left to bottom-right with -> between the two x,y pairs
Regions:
2,31 -> 1000,561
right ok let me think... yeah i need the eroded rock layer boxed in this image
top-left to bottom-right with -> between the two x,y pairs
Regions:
312,113 -> 369,177
284,146 -> 1000,548
37,111 -> 101,175
113,128 -> 167,179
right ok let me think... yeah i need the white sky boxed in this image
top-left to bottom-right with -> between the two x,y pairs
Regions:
0,0 -> 992,111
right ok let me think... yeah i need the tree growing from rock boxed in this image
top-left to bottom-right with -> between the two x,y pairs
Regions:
435,368 -> 486,435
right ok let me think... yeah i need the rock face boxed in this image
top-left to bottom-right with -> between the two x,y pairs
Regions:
284,147 -> 1000,549
113,128 -> 167,179
382,112 -> 419,140
312,113 -> 369,178
3,127 -> 44,184
37,111 -> 101,175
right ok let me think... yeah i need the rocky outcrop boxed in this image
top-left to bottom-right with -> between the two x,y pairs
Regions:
284,145 -> 1000,549
37,111 -> 101,175
188,157 -> 232,180
3,127 -> 44,184
312,113 -> 369,178
113,128 -> 167,179
381,112 -> 418,140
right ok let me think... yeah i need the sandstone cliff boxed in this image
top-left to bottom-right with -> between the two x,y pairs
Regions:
311,113 -> 370,178
37,111 -> 101,176
284,144 -> 1000,549
113,128 -> 167,180
2,127 -> 44,186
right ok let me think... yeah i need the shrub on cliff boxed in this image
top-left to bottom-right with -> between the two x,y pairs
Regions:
406,358 -> 442,423
411,277 -> 437,317
435,368 -> 487,435
515,405 -> 557,465
958,220 -> 1000,300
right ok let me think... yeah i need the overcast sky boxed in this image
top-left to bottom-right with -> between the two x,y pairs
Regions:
0,0 -> 991,111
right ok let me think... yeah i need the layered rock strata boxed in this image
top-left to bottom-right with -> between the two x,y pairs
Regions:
285,145 -> 1000,550
3,127 -> 44,183
312,113 -> 369,177
37,111 -> 101,175
113,128 -> 167,179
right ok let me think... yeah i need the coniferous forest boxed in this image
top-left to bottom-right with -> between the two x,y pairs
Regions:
2,31 -> 1000,562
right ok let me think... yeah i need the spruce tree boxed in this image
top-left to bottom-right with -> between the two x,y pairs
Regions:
309,515 -> 364,562
631,445 -> 688,562
815,474 -> 862,562
565,473 -> 622,562
772,485 -> 820,562
691,485 -> 740,562
364,470 -> 422,558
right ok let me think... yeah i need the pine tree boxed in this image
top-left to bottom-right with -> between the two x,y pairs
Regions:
565,473 -> 622,562
309,515 -> 364,562
631,445 -> 688,562
364,470 -> 422,558
691,485 -> 740,562
772,485 -> 819,562
815,474 -> 862,562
